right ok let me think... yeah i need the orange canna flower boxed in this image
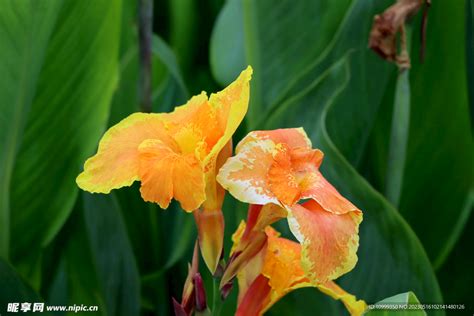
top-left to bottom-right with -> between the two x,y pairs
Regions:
232,222 -> 367,316
77,67 -> 253,273
217,128 -> 362,289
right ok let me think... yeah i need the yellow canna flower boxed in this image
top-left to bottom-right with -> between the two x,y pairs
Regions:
232,222 -> 366,316
77,67 -> 253,273
217,128 -> 362,288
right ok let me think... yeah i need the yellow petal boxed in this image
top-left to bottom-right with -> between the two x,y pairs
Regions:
237,228 -> 309,315
201,66 -> 253,211
286,200 -> 362,283
138,139 -> 205,211
317,281 -> 367,316
262,227 -> 308,296
204,66 -> 252,166
76,113 -> 176,193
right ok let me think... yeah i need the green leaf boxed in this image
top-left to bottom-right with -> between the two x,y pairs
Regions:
398,0 -> 474,267
169,0 -> 198,71
384,65 -> 411,207
0,0 -> 63,258
110,33 -> 188,126
46,193 -> 140,316
59,206 -> 107,316
365,292 -> 427,316
365,0 -> 474,266
82,193 -> 141,316
211,0 -> 352,127
468,0 -> 474,122
437,192 -> 474,314
9,0 -> 122,263
0,258 -> 49,314
210,0 -> 246,86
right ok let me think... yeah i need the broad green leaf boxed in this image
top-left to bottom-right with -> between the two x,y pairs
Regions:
210,0 -> 246,86
365,292 -> 427,316
9,0 -> 122,263
211,0 -> 351,127
437,193 -> 474,314
366,0 -> 474,266
400,0 -> 474,267
0,0 -> 63,258
61,206 -> 107,316
469,0 -> 474,123
82,193 -> 141,316
169,0 -> 197,71
45,193 -> 141,316
385,64 -> 411,207
0,258 -> 49,314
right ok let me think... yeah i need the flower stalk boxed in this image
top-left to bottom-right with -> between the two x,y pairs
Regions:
138,0 -> 153,112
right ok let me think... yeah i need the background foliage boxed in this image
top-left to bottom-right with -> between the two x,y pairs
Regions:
0,0 -> 472,315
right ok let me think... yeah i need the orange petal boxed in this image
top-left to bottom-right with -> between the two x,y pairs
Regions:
251,204 -> 287,233
218,128 -> 322,207
234,224 -> 365,316
236,128 -> 312,152
286,200 -> 362,283
300,169 -> 359,215
242,227 -> 365,316
194,209 -> 225,273
202,140 -> 232,213
237,228 -> 310,315
262,228 -> 309,296
76,113 -> 176,193
268,143 -> 301,205
138,139 -> 205,211
217,138 -> 279,205
221,224 -> 267,288
222,203 -> 286,288
228,221 -> 267,297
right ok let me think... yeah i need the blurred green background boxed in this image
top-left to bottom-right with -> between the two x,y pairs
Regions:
0,0 -> 473,315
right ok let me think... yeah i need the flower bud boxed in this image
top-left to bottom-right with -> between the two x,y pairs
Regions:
193,273 -> 207,312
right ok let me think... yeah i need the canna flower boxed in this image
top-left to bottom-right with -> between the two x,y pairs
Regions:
217,128 -> 363,295
77,67 -> 253,273
232,221 -> 366,316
